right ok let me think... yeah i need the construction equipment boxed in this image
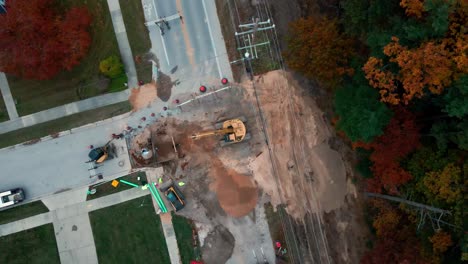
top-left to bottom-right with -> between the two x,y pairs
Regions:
191,117 -> 250,146
88,139 -> 116,163
159,180 -> 185,212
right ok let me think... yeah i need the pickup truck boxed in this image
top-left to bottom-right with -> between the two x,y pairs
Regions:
0,188 -> 25,209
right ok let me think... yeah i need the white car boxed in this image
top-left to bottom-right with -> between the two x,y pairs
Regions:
0,188 -> 25,209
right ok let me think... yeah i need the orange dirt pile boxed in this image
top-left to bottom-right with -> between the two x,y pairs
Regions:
128,83 -> 157,111
209,158 -> 258,217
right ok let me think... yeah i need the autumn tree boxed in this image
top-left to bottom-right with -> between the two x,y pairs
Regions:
363,0 -> 467,105
363,37 -> 460,104
99,56 -> 124,78
0,0 -> 91,80
400,0 -> 424,18
405,146 -> 466,227
421,163 -> 462,203
430,231 -> 453,254
362,199 -> 429,264
284,16 -> 354,87
365,108 -> 420,193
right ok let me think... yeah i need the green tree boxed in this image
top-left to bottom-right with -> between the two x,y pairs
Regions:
431,119 -> 468,151
99,55 -> 123,78
334,83 -> 392,142
443,75 -> 468,118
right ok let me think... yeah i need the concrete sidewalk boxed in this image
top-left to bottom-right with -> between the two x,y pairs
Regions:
146,167 -> 182,264
0,88 -> 130,134
160,213 -> 182,264
0,212 -> 52,237
0,72 -> 19,120
0,187 -> 149,237
107,0 -> 138,88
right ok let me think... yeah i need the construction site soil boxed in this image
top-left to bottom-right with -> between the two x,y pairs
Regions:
128,69 -> 367,263
128,83 -> 157,112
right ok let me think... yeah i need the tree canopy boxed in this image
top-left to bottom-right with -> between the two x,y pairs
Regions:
99,56 -> 124,78
0,0 -> 92,80
284,16 -> 354,87
334,84 -> 392,142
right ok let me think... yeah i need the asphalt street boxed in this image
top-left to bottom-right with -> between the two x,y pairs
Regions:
0,114 -> 132,202
143,0 -> 231,93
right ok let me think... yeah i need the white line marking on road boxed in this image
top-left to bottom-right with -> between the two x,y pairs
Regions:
201,0 -> 222,79
151,0 -> 170,65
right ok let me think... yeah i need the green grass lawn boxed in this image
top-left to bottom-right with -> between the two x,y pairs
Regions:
87,171 -> 148,200
0,224 -> 60,264
0,101 -> 131,149
90,196 -> 171,264
0,201 -> 49,225
8,0 -> 121,116
172,213 -> 198,263
119,0 -> 153,83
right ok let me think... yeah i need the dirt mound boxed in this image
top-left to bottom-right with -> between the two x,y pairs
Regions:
128,83 -> 157,111
209,158 -> 258,218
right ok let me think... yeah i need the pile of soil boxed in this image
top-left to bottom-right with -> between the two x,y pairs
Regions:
128,83 -> 157,111
209,158 -> 258,218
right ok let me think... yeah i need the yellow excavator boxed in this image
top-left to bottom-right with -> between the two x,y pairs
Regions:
191,118 -> 249,146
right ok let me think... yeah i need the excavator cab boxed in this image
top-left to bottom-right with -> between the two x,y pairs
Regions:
225,133 -> 237,142
88,147 -> 108,163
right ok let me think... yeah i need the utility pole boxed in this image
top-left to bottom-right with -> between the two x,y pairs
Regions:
236,17 -> 273,60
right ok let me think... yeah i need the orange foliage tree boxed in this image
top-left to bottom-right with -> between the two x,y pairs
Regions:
362,37 -> 460,104
400,0 -> 425,18
430,231 -> 453,254
284,16 -> 354,87
362,199 -> 429,264
364,108 -> 420,193
421,163 -> 463,203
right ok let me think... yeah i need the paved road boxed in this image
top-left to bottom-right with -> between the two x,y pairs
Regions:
0,113 -> 132,201
0,73 -> 19,120
142,0 -> 232,98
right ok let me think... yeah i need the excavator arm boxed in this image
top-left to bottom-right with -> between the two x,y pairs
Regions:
191,128 -> 233,140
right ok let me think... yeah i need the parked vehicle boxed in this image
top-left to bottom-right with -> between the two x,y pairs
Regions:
0,188 -> 25,209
